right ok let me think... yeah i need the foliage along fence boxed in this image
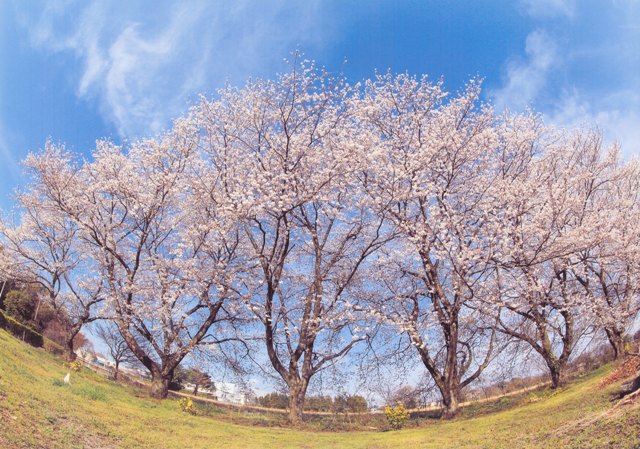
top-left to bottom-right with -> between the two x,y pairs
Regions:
78,355 -> 552,418
168,382 -> 550,417
0,309 -> 63,353
0,309 -> 44,347
0,318 -> 556,419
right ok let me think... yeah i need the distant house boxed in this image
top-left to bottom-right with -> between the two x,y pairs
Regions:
183,382 -> 216,397
214,381 -> 254,405
182,380 -> 249,403
78,351 -> 110,367
119,364 -> 150,379
79,351 -> 149,379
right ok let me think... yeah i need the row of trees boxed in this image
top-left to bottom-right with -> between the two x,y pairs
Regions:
1,62 -> 638,423
258,392 -> 368,413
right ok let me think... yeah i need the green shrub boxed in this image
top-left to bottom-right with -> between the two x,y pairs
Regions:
3,290 -> 35,326
0,310 -> 44,347
385,403 -> 410,430
44,339 -> 64,355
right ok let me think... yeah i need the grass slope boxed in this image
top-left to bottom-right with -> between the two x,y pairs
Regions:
1,329 -> 639,449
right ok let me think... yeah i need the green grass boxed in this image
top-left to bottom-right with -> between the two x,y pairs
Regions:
0,328 -> 639,449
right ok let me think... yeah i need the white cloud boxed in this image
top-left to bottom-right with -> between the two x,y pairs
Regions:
0,124 -> 15,173
0,64 -> 20,186
14,0 -> 329,139
494,0 -> 640,158
519,0 -> 576,19
548,89 -> 640,158
0,118 -> 22,201
490,30 -> 557,112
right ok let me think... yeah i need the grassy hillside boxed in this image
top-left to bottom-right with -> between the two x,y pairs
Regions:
1,329 -> 639,449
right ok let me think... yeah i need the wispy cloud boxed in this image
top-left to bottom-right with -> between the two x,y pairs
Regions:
519,0 -> 576,19
14,0 -> 329,139
493,0 -> 640,157
490,30 -> 557,112
548,89 -> 640,156
0,118 -> 23,206
0,123 -> 17,177
0,63 -> 20,187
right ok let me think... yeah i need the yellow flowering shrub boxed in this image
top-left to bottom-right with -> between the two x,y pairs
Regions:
68,361 -> 82,372
385,403 -> 410,430
177,397 -> 195,415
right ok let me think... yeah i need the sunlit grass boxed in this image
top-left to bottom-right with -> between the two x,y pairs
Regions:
0,329 -> 638,449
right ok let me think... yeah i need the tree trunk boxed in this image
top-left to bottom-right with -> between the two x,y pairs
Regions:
193,385 -> 199,396
287,381 -> 308,425
441,388 -> 460,419
114,360 -> 120,380
606,328 -> 626,360
549,362 -> 564,388
63,338 -> 77,362
150,374 -> 171,399
624,372 -> 640,396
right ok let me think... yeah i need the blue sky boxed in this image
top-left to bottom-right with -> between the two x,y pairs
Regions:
1,0 -> 639,210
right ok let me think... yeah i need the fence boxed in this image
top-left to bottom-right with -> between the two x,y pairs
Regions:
77,355 -> 550,417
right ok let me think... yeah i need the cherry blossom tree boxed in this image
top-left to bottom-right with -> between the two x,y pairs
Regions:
25,126 -> 246,398
571,152 -> 640,359
352,73 -> 531,417
492,130 -> 615,387
0,155 -> 104,361
196,62 -> 393,423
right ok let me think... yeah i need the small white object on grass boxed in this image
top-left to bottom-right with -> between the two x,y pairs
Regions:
63,372 -> 71,384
